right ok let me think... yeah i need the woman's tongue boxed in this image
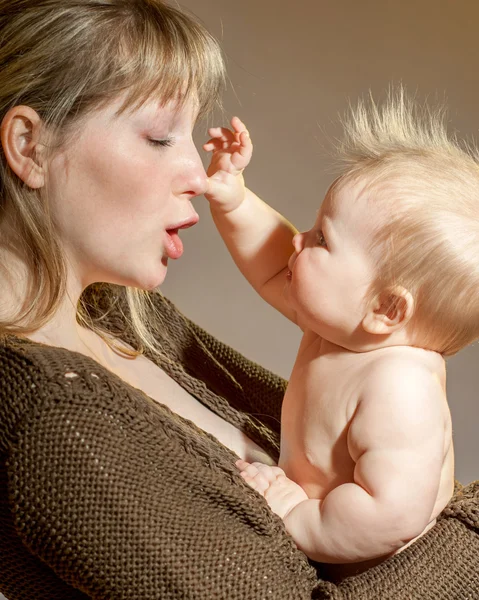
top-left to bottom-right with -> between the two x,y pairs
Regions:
165,229 -> 183,259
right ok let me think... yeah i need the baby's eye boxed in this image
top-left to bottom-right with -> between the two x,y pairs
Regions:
316,231 -> 327,248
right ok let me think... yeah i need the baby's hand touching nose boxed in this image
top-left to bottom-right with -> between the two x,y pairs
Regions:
203,116 -> 253,214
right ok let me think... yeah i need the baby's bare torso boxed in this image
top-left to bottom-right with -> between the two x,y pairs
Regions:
279,331 -> 454,523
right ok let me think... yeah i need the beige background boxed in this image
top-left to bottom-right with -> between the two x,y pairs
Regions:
1,2 -> 477,599
163,0 -> 479,486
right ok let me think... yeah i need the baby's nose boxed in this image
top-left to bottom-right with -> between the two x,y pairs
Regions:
292,232 -> 304,252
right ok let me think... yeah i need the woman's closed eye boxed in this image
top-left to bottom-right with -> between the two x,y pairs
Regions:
147,136 -> 175,148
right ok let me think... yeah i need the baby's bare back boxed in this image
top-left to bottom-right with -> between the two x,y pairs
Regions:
280,330 -> 454,542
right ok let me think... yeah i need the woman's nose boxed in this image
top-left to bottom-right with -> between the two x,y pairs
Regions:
177,144 -> 208,199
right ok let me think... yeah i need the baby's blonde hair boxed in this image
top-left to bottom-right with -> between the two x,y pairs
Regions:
334,87 -> 479,356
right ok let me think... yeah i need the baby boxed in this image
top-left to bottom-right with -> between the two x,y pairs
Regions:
203,90 -> 479,569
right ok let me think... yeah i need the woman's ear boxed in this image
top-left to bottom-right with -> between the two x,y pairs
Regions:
362,286 -> 414,336
1,105 -> 46,189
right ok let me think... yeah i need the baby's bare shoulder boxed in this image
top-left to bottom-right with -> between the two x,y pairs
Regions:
349,348 -> 449,460
363,345 -> 444,382
360,346 -> 446,410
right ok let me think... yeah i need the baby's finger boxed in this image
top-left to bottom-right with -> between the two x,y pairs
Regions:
248,463 -> 279,484
235,459 -> 251,471
238,463 -> 261,479
239,130 -> 252,151
207,126 -> 225,137
207,126 -> 235,141
230,117 -> 251,148
229,132 -> 253,170
240,473 -> 257,489
250,472 -> 270,494
203,141 -> 216,151
203,137 -> 231,152
240,473 -> 270,497
239,471 -> 251,483
231,116 -> 248,134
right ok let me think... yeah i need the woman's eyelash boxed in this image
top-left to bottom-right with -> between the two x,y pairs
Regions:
147,137 -> 175,148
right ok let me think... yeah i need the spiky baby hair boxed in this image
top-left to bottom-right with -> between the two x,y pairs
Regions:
333,87 -> 479,355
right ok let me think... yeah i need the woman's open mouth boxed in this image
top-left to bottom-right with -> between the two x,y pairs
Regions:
165,229 -> 183,259
164,214 -> 199,260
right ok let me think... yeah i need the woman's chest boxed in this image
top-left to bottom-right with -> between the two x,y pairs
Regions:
104,350 -> 275,464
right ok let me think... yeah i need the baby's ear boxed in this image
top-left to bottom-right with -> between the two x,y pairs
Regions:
362,286 -> 414,335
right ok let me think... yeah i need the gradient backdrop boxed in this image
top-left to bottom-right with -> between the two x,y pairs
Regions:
1,2 -> 477,598
163,0 -> 479,486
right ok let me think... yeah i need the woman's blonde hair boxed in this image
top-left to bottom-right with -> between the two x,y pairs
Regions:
334,86 -> 479,356
0,0 -> 225,358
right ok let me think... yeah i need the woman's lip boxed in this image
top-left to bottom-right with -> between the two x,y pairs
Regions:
163,214 -> 199,260
168,214 -> 200,230
164,229 -> 183,259
286,269 -> 292,280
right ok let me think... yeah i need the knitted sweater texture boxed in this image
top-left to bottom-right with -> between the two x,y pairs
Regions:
0,290 -> 478,599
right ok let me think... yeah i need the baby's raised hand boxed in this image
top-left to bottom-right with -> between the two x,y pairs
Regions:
236,460 -> 309,520
204,116 -> 252,213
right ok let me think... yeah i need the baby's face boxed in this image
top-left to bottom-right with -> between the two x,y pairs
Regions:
284,180 -> 380,345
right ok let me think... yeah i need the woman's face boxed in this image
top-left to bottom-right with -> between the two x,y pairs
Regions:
46,94 -> 206,291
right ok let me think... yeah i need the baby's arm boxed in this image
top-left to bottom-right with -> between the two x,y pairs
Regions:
239,361 -> 448,563
204,118 -> 300,324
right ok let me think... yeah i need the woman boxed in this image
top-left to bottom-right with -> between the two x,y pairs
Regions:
0,1 -> 477,599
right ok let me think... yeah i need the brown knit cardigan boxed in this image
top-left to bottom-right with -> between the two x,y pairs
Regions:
0,289 -> 478,599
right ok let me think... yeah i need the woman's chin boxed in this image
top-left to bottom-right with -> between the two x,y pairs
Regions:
120,261 -> 168,291
144,268 -> 168,291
